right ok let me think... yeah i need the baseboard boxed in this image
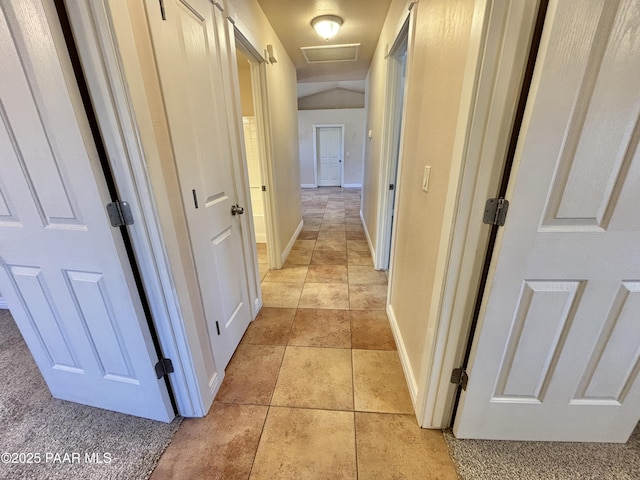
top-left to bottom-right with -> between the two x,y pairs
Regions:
343,183 -> 362,188
387,304 -> 419,407
254,233 -> 267,243
301,184 -> 317,188
281,219 -> 304,265
360,210 -> 377,266
207,371 -> 222,413
0,297 -> 8,309
253,297 -> 262,318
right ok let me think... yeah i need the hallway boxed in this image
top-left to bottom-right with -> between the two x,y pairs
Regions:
151,187 -> 458,479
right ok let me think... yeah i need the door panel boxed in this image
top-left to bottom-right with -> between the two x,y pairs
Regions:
318,126 -> 342,186
454,0 -> 640,442
575,282 -> 640,404
493,280 -> 584,401
0,0 -> 173,421
146,0 -> 252,370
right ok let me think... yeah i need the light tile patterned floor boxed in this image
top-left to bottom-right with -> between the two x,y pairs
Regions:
151,187 -> 459,480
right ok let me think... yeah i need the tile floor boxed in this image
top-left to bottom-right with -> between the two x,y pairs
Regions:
151,187 -> 459,480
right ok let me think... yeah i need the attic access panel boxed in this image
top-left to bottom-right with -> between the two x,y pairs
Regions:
301,44 -> 360,63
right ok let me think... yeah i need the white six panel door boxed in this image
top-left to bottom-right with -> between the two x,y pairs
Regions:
145,0 -> 252,370
317,126 -> 342,186
454,0 -> 640,442
0,0 -> 173,421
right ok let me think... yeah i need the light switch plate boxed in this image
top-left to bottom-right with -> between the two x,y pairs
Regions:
422,166 -> 431,192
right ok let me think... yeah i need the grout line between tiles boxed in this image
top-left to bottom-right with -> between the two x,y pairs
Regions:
247,403 -> 270,479
267,341 -> 288,406
351,345 -> 359,479
266,403 -> 356,414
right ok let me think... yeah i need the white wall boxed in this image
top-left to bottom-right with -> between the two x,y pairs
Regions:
242,117 -> 266,242
228,0 -> 302,264
362,0 -> 476,408
298,88 -> 365,110
298,109 -> 365,188
298,80 -> 366,98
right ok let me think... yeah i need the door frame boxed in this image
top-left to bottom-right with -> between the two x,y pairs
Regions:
227,26 -> 281,274
374,18 -> 410,271
413,0 -> 542,428
64,0 -> 206,417
313,124 -> 345,187
453,0 -> 640,442
225,4 -> 282,271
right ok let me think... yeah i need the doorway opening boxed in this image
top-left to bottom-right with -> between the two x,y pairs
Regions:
232,33 -> 280,275
377,21 -> 409,270
234,47 -> 270,280
314,125 -> 345,187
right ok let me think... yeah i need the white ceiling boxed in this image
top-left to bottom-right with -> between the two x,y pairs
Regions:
256,0 -> 392,83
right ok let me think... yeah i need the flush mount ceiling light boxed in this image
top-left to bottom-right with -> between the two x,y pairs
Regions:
311,15 -> 343,40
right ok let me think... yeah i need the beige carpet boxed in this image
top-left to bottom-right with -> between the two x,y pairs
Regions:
444,423 -> 640,479
0,309 -> 181,480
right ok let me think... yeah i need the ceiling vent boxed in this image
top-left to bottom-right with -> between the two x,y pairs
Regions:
301,44 -> 360,63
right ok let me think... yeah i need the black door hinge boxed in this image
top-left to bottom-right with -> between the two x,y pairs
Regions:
215,321 -> 221,335
155,358 -> 174,379
483,197 -> 509,226
106,201 -> 134,227
450,367 -> 468,390
261,185 -> 267,192
389,184 -> 395,191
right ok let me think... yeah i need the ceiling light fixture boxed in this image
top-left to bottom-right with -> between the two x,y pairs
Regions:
311,15 -> 343,40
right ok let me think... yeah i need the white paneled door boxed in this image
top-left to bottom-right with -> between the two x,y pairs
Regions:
146,0 -> 252,370
0,0 -> 174,421
317,126 -> 343,186
454,0 -> 640,442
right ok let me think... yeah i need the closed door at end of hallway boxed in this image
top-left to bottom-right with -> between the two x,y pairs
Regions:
317,126 -> 343,187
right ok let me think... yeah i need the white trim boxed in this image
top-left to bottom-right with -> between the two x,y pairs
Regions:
360,209 -> 376,264
343,183 -> 362,188
280,219 -> 304,265
220,15 -> 277,312
223,3 -> 267,64
66,0 -> 207,417
223,8 -> 280,270
301,184 -> 318,188
208,371 -> 222,400
374,2 -> 417,271
313,124 -> 345,187
0,297 -> 8,309
312,125 -> 318,187
415,0 -> 541,428
375,18 -> 410,271
387,304 -> 418,402
252,61 -> 281,270
217,15 -> 261,319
